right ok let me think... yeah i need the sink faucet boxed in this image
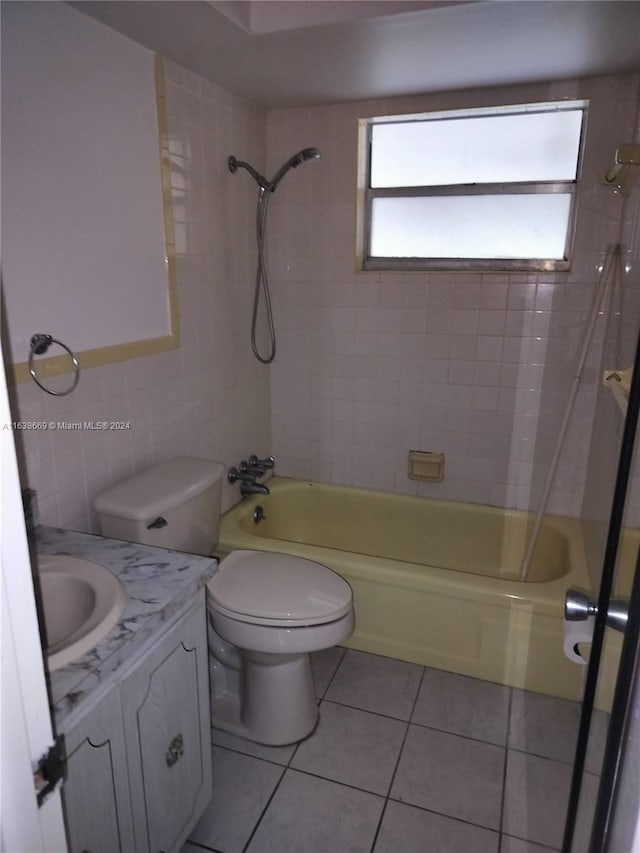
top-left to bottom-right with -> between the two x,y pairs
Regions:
240,481 -> 270,497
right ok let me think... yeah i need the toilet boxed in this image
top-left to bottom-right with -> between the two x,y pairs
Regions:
94,457 -> 354,745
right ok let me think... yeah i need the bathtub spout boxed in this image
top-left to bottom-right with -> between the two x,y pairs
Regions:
240,481 -> 270,497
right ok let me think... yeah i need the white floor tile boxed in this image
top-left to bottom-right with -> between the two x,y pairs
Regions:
502,750 -> 572,849
374,800 -> 499,853
211,726 -> 297,765
391,724 -> 504,830
311,645 -> 346,697
246,769 -> 384,853
584,708 -> 610,776
291,700 -> 406,794
180,844 -> 211,853
188,659 -> 605,853
189,747 -> 283,853
571,769 -> 601,852
326,649 -> 423,719
413,668 -> 510,745
500,835 -> 559,852
509,690 -> 580,763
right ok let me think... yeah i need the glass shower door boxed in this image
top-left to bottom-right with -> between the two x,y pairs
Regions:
563,329 -> 640,852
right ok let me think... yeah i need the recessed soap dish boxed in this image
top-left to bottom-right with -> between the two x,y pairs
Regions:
407,450 -> 445,482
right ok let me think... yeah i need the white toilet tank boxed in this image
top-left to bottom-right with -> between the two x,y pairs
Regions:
94,457 -> 225,556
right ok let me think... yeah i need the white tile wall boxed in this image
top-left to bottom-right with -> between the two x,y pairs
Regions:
8,59 -> 270,532
581,93 -> 640,587
6,38 -> 639,531
266,72 -> 640,515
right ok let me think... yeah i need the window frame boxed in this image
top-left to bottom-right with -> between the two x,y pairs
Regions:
359,100 -> 589,273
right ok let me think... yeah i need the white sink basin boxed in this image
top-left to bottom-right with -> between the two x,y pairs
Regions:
38,555 -> 128,672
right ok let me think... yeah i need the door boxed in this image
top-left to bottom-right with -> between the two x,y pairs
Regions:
0,352 -> 68,851
563,327 -> 640,851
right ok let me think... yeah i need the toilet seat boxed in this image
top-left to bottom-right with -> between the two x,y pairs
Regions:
208,550 -> 352,627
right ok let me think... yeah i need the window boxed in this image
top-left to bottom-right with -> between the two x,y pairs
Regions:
359,101 -> 588,271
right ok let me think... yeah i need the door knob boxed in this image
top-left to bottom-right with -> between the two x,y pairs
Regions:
565,588 -> 629,634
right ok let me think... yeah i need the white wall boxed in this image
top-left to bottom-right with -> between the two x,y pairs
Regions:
6,3 -> 270,531
2,1 -> 169,361
5,2 -> 640,534
265,72 -> 640,516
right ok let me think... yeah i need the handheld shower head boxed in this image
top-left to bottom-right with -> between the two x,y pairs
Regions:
269,147 -> 320,190
298,147 -> 321,164
228,148 -> 320,193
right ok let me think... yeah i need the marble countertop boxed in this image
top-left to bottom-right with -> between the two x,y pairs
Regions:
36,527 -> 216,730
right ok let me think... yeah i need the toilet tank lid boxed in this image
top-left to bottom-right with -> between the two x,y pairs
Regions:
94,457 -> 224,521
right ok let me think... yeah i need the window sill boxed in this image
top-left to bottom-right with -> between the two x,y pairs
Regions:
362,257 -> 571,274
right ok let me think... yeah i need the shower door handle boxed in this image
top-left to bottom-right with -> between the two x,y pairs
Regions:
564,588 -> 629,634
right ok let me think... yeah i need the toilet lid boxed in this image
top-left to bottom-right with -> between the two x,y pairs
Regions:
209,550 -> 353,625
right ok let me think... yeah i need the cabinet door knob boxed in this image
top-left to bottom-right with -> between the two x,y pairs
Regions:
165,734 -> 184,767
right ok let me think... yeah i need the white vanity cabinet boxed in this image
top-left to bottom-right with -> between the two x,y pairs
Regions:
63,687 -> 135,853
122,596 -> 212,853
62,595 -> 212,853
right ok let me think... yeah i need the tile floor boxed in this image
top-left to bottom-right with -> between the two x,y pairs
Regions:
182,648 -> 605,853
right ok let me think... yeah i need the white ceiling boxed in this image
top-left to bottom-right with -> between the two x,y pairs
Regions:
68,0 -> 640,108
208,1 -> 465,34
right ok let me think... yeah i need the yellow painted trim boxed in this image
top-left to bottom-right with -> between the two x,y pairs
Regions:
8,54 -> 179,385
354,119 -> 368,274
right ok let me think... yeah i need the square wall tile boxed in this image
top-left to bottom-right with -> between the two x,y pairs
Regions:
12,61 -> 271,533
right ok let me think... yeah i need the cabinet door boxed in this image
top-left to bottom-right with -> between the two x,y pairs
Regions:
63,687 -> 135,853
122,598 -> 212,853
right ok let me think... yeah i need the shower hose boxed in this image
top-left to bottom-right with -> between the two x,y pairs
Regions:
251,189 -> 276,364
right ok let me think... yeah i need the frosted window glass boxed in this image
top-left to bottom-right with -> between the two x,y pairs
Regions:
370,194 -> 572,259
371,110 -> 583,188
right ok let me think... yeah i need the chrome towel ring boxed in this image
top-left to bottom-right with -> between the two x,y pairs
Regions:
29,333 -> 80,396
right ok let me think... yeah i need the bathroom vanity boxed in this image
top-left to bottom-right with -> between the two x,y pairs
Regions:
37,527 -> 216,853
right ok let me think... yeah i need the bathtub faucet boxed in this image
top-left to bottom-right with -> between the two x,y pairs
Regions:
228,466 -> 261,486
228,460 -> 272,498
241,455 -> 274,476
